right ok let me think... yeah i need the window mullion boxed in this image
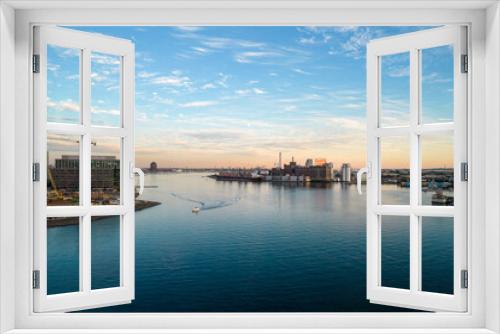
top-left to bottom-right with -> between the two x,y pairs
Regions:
81,48 -> 92,293
409,47 -> 421,293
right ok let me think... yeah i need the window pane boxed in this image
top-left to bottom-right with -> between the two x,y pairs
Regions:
47,45 -> 81,124
421,132 -> 454,206
380,52 -> 410,127
47,217 -> 80,294
91,137 -> 121,205
91,216 -> 120,290
421,45 -> 454,124
381,215 -> 410,289
421,217 -> 454,294
47,134 -> 80,206
380,136 -> 410,205
91,52 -> 121,127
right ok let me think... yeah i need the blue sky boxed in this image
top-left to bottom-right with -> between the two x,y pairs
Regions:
47,26 -> 454,169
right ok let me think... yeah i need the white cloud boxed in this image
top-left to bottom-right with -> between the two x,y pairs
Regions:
293,68 -> 312,75
298,37 -> 317,45
235,88 -> 266,96
388,66 -> 409,78
284,105 -> 297,112
151,73 -> 192,87
200,37 -> 264,49
106,85 -> 120,91
334,26 -> 359,33
47,63 -> 60,73
234,51 -> 283,64
136,112 -> 150,122
47,99 -> 79,113
279,94 -> 323,103
191,47 -> 212,54
296,27 -> 333,45
151,92 -> 174,105
422,72 -> 452,83
92,53 -> 120,65
329,89 -> 365,100
91,72 -> 106,82
176,26 -> 204,32
216,72 -> 230,88
327,117 -> 366,131
339,27 -> 380,59
180,100 -> 218,108
136,51 -> 155,64
201,83 -> 216,90
173,30 -> 310,65
138,71 -> 158,79
338,103 -> 365,110
91,107 -> 120,116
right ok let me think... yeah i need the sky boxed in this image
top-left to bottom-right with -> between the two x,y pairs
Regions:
46,26 -> 454,169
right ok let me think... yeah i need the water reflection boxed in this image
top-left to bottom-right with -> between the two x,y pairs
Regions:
45,172 -> 451,312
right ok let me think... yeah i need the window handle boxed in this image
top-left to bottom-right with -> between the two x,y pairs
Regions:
357,162 -> 371,195
134,168 -> 145,195
130,162 -> 145,196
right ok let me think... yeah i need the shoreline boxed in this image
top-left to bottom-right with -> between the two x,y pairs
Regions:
47,200 -> 162,227
208,174 -> 356,184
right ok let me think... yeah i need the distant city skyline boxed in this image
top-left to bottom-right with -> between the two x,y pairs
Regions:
48,26 -> 454,169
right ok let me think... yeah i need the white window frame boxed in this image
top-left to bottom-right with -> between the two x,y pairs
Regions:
0,1 -> 499,333
365,26 -> 468,312
32,26 -> 136,312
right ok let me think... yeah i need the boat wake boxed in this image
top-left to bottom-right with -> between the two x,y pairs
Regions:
170,193 -> 241,213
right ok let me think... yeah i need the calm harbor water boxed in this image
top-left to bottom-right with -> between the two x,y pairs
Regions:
47,172 -> 453,312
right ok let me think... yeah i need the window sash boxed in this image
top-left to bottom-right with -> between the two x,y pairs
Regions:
366,26 -> 468,312
32,25 -> 136,313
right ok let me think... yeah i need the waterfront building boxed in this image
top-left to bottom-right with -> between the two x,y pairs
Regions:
150,161 -> 158,172
325,162 -> 334,173
283,159 -> 333,182
50,155 -> 120,191
305,159 -> 313,168
341,163 -> 352,183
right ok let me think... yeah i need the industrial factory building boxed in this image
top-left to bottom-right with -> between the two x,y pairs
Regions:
272,158 -> 334,182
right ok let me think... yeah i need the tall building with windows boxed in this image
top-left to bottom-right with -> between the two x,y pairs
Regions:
50,155 -> 120,190
341,163 -> 352,183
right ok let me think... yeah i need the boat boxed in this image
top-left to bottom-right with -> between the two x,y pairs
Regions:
431,190 -> 454,205
192,207 -> 201,214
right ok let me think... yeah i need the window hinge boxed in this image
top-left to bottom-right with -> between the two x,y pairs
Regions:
461,269 -> 468,289
32,162 -> 40,182
32,54 -> 40,73
32,270 -> 40,289
461,162 -> 468,181
461,54 -> 468,73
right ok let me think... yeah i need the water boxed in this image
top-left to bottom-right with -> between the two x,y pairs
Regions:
47,172 -> 453,312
